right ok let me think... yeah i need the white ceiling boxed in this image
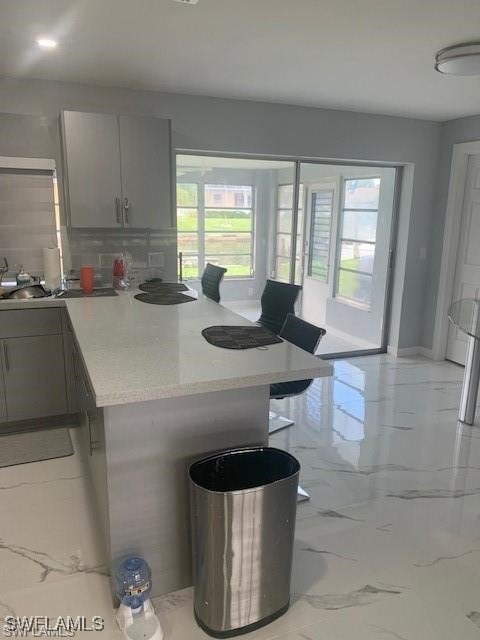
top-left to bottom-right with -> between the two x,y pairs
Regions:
2,0 -> 480,121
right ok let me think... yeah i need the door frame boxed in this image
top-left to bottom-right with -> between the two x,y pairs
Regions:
432,140 -> 480,360
176,150 -> 406,354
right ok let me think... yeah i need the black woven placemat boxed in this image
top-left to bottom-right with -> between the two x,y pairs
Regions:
139,281 -> 188,293
202,325 -> 283,349
134,292 -> 196,305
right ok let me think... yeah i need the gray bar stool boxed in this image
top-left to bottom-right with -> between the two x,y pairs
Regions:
257,279 -> 302,334
269,314 -> 326,502
201,263 -> 227,303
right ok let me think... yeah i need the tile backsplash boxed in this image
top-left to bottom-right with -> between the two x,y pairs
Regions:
0,168 -> 178,287
66,228 -> 178,286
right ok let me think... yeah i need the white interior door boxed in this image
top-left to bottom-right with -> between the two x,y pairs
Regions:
324,169 -> 396,348
301,180 -> 339,326
446,154 -> 480,365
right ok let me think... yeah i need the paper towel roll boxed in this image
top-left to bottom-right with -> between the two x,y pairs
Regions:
43,247 -> 61,290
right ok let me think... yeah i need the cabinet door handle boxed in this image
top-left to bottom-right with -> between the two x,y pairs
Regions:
87,412 -> 99,455
82,376 -> 91,399
3,342 -> 9,372
123,197 -> 130,224
115,196 -> 122,224
87,412 -> 93,456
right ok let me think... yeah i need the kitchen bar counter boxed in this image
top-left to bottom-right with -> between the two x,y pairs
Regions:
6,290 -> 332,598
65,292 -> 332,406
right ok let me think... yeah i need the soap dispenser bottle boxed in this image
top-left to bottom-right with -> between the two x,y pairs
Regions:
16,265 -> 32,286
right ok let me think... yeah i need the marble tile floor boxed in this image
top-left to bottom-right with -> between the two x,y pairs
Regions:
2,355 -> 480,639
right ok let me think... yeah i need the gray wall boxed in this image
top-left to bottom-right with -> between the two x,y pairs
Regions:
422,114 -> 480,350
0,77 -> 441,349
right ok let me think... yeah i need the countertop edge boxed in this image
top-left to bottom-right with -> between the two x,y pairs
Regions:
0,298 -> 66,309
95,362 -> 333,408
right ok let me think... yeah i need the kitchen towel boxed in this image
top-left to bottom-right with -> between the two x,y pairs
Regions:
43,247 -> 61,290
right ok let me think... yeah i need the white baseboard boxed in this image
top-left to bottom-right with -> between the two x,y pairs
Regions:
418,346 -> 434,359
387,345 -> 434,359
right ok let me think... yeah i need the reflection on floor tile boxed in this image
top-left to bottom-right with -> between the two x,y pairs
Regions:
2,355 -> 480,639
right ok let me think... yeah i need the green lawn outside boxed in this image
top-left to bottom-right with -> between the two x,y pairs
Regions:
178,234 -> 251,255
177,210 -> 253,279
177,211 -> 252,232
182,263 -> 251,279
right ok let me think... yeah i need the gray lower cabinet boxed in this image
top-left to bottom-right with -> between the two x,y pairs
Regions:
62,311 -> 79,414
62,110 -> 173,229
0,360 -> 6,422
72,342 -> 94,413
1,335 -> 68,422
0,308 -> 73,424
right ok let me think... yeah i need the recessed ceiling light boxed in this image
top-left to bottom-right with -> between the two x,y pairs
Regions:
435,41 -> 480,75
36,38 -> 57,49
173,0 -> 199,4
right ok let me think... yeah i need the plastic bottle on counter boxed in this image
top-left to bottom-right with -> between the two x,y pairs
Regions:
113,255 -> 128,290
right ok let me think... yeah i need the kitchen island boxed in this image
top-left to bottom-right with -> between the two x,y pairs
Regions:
65,292 -> 332,597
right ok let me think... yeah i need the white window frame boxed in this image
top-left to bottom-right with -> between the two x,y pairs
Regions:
176,181 -> 256,280
273,183 -> 304,283
334,176 -> 381,310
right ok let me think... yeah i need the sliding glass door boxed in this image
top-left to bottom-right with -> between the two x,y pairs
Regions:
298,163 -> 397,355
176,153 -> 397,356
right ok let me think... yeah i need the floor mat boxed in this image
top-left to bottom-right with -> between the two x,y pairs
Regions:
0,427 -> 73,468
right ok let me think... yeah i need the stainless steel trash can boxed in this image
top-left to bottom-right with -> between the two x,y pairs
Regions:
189,446 -> 300,638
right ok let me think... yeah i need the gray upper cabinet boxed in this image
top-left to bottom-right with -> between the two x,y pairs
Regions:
2,334 -> 68,422
62,111 -> 123,228
62,110 -> 173,229
119,116 -> 174,229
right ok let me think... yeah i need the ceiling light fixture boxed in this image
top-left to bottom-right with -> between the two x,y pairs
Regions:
173,0 -> 199,4
435,41 -> 480,75
36,38 -> 57,49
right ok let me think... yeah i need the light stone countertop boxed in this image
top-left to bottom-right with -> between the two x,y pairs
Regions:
0,296 -> 66,309
65,291 -> 333,407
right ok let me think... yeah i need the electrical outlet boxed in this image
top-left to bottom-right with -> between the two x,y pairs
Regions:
148,252 -> 165,267
248,288 -> 254,297
98,253 -> 116,267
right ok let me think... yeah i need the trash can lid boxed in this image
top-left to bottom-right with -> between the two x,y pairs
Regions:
189,446 -> 300,493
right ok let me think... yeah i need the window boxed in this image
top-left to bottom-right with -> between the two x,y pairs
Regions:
177,183 -> 254,279
177,183 -> 199,279
335,177 -> 381,307
307,189 -> 334,282
274,184 -> 303,283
